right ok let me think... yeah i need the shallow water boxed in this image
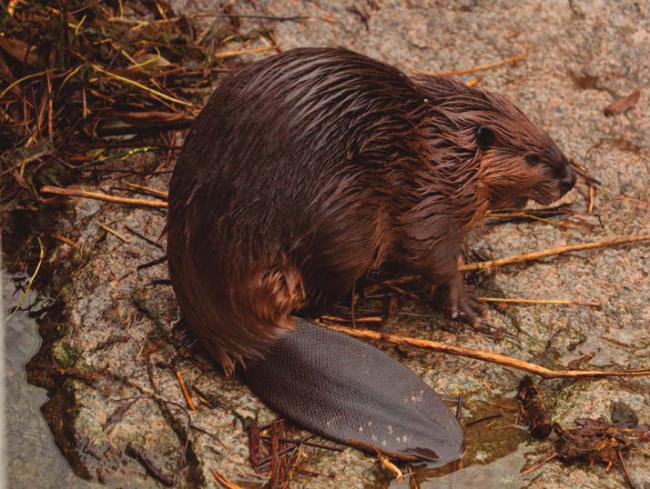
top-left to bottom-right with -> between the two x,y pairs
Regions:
3,271 -> 100,489
417,448 -> 527,489
398,396 -> 531,488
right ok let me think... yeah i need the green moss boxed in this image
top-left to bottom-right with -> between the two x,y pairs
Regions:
52,340 -> 81,369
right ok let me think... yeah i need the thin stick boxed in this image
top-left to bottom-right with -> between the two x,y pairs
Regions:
326,325 -> 650,379
137,256 -> 168,271
258,435 -> 344,452
455,395 -> 463,421
460,236 -> 650,272
210,468 -> 243,489
436,48 -> 528,76
176,371 -> 196,411
407,466 -> 421,489
382,275 -> 419,286
92,64 -> 195,107
465,413 -> 502,427
377,452 -> 404,481
95,120 -> 193,136
465,76 -> 482,87
486,204 -> 574,217
214,46 -> 274,59
569,159 -> 601,185
319,315 -> 383,324
46,70 -> 53,141
124,225 -> 163,249
40,185 -> 168,208
52,234 -> 79,248
126,443 -> 174,486
588,185 -> 596,213
0,70 -> 49,100
617,449 -> 636,489
82,85 -> 88,118
478,297 -> 600,308
125,181 -> 168,198
99,223 -> 131,243
219,14 -> 309,22
520,453 -> 558,476
267,31 -> 282,53
513,213 -> 590,231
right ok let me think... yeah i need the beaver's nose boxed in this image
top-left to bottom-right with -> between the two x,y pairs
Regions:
559,171 -> 576,194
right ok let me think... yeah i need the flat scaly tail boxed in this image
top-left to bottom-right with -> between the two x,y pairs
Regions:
243,318 -> 464,464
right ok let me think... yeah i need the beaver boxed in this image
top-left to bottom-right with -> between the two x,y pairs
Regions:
167,47 -> 575,463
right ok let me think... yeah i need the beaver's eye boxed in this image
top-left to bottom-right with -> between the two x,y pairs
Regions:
476,126 -> 495,150
525,154 -> 540,165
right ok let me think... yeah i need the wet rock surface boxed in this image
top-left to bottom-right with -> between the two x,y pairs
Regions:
9,0 -> 649,487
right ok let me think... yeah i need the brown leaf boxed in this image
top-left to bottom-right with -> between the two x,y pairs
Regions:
0,38 -> 38,65
517,376 -> 552,439
603,89 -> 642,116
611,401 -> 639,428
103,398 -> 137,431
554,417 -> 650,467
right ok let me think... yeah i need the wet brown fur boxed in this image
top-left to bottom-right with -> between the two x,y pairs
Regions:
167,48 -> 575,372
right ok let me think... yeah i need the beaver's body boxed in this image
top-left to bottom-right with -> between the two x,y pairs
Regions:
167,48 -> 575,461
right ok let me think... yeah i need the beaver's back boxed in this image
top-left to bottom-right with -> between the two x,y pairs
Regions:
171,48 -> 419,246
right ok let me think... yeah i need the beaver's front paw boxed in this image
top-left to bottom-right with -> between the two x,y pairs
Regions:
437,276 -> 487,327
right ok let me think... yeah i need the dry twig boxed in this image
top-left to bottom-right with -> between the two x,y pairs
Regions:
603,89 -> 642,117
214,46 -> 275,59
377,452 -> 404,481
520,453 -> 559,476
326,325 -> 650,379
588,185 -> 596,213
435,47 -> 529,76
125,181 -> 168,198
319,314 -> 383,324
40,185 -> 168,208
460,236 -> 650,272
52,234 -> 79,248
479,297 -> 599,308
210,468 -> 244,489
99,223 -> 131,243
175,371 -> 196,411
126,443 -> 174,487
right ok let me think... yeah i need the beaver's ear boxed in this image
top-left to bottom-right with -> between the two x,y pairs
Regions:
476,126 -> 495,150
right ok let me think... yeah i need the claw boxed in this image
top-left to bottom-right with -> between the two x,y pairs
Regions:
438,275 -> 487,326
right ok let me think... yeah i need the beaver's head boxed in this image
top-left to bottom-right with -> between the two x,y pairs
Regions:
471,101 -> 576,209
414,76 -> 576,210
